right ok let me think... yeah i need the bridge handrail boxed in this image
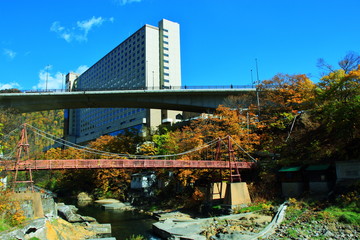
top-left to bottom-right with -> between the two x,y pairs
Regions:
1,85 -> 258,93
0,159 -> 256,171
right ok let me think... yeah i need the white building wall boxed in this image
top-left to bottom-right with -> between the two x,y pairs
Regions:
65,19 -> 182,143
144,25 -> 160,89
158,19 -> 183,123
159,19 -> 181,88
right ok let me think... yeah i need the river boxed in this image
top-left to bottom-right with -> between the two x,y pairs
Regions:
75,203 -> 161,240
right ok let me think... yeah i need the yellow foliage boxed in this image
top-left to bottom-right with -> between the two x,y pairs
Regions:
0,190 -> 26,227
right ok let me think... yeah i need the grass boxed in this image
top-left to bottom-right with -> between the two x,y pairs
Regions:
323,206 -> 360,224
0,219 -> 11,232
125,235 -> 145,240
277,195 -> 360,239
235,202 -> 274,215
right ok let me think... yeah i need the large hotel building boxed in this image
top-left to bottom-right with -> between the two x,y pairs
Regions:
64,19 -> 181,144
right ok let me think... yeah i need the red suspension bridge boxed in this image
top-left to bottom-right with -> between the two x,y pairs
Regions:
0,124 -> 257,189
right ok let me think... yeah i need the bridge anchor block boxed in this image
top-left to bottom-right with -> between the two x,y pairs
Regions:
224,182 -> 251,208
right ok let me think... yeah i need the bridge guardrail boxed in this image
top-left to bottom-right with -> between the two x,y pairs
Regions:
1,85 -> 258,94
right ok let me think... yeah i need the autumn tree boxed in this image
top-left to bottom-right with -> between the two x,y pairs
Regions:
0,189 -> 26,230
313,65 -> 360,160
318,51 -> 360,74
277,54 -> 360,165
152,105 -> 261,200
86,131 -> 143,199
256,74 -> 316,152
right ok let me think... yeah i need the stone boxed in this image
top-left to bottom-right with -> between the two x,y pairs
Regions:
80,215 -> 97,222
77,192 -> 93,201
57,204 -> 83,222
0,218 -> 47,240
86,223 -> 112,234
95,198 -> 120,204
87,238 -> 116,240
102,202 -> 127,210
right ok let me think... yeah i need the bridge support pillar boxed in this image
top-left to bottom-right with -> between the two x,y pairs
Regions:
224,182 -> 251,208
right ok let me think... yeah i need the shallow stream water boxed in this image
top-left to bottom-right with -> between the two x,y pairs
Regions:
75,203 -> 161,240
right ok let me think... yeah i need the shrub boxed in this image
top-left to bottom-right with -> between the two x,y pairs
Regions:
125,235 -> 145,240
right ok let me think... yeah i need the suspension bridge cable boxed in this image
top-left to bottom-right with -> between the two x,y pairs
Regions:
227,136 -> 257,162
0,125 -> 22,141
26,124 -> 223,159
33,129 -> 221,159
26,124 -> 115,155
1,146 -> 17,160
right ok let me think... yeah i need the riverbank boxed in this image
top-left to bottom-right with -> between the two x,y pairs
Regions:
265,198 -> 360,239
150,199 -> 360,240
152,203 -> 285,240
0,216 -> 98,240
6,192 -> 358,240
0,198 -> 114,240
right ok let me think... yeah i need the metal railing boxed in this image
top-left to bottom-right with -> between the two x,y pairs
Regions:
0,85 -> 257,94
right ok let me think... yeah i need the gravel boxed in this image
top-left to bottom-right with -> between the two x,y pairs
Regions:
265,220 -> 359,239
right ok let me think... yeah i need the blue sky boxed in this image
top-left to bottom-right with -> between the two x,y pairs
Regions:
1,0 -> 359,90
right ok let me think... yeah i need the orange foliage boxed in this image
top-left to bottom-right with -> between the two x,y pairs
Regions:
166,106 -> 260,161
159,105 -> 261,186
0,190 -> 26,227
260,73 -> 315,113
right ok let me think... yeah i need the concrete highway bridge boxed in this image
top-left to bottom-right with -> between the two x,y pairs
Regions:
0,87 -> 256,113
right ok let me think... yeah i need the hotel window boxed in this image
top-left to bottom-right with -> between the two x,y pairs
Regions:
163,29 -> 168,32
163,35 -> 168,38
163,41 -> 169,45
164,73 -> 169,76
164,47 -> 169,51
164,53 -> 169,57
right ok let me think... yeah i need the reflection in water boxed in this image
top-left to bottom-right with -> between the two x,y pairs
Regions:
76,203 -> 160,240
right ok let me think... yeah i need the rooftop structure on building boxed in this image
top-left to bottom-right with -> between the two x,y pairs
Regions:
64,19 -> 182,144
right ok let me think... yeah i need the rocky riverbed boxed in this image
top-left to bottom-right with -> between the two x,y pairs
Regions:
266,220 -> 359,239
0,200 -> 114,240
151,202 -> 360,240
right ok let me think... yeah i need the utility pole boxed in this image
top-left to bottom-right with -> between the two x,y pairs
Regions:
46,65 -> 49,92
255,59 -> 261,115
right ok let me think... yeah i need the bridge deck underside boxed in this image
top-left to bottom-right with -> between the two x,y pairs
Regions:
2,159 -> 255,171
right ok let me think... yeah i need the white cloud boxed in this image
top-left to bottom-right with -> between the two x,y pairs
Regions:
50,21 -> 72,42
74,65 -> 89,74
117,0 -> 142,5
50,16 -> 114,43
3,48 -> 17,60
33,65 -> 89,90
0,82 -> 20,90
61,33 -> 72,42
77,16 -> 105,33
50,21 -> 64,32
34,66 -> 66,90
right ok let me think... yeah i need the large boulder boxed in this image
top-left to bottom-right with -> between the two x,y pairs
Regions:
77,192 -> 93,202
57,204 -> 83,223
57,204 -> 96,223
0,218 -> 47,240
